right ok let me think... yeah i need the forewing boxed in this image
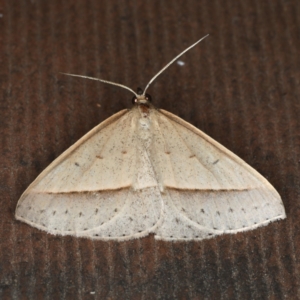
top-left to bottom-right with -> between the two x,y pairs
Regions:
27,109 -> 137,193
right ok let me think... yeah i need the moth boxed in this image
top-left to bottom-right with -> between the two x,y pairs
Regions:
15,35 -> 286,241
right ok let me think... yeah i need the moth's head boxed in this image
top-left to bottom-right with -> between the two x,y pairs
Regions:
132,87 -> 152,105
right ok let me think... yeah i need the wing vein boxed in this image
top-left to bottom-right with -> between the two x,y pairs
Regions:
79,112 -> 131,179
153,112 -> 178,190
158,112 -> 223,188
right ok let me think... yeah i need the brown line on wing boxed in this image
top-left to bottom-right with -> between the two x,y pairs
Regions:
34,185 -> 132,195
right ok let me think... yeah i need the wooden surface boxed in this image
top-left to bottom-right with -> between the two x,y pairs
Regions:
1,0 -> 299,299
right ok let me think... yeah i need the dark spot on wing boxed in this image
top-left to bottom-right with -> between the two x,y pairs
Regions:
75,162 -> 79,166
213,159 -> 219,165
96,155 -> 103,159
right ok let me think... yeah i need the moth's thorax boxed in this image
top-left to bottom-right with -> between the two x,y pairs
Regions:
133,103 -> 154,150
138,103 -> 151,117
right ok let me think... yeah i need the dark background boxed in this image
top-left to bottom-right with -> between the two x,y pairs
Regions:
1,0 -> 299,299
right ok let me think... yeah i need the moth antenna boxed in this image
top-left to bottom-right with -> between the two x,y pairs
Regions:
61,35 -> 208,99
142,34 -> 209,95
60,73 -> 139,97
